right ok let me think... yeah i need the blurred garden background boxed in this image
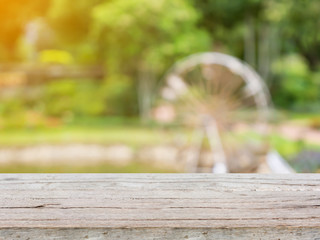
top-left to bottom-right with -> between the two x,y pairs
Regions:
0,0 -> 320,173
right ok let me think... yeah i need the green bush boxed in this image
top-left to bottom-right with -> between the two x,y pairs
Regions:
271,54 -> 320,110
0,76 -> 138,128
0,98 -> 29,128
101,74 -> 137,116
42,76 -> 137,119
73,81 -> 106,116
44,79 -> 77,117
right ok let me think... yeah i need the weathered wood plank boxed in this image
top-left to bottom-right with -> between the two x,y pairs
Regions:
0,174 -> 319,239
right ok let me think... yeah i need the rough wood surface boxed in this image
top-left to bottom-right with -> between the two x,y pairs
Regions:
0,174 -> 320,239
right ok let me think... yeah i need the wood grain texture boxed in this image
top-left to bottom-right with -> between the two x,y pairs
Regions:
0,174 -> 320,239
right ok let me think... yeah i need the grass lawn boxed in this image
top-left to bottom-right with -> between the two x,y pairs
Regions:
1,115 -> 320,173
0,119 -> 182,173
0,125 -> 177,148
279,111 -> 320,129
0,162 -> 177,173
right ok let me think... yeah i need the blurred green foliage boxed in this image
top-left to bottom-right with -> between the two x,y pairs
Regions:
0,123 -> 175,147
0,0 -> 320,122
271,54 -> 320,110
0,77 -> 136,128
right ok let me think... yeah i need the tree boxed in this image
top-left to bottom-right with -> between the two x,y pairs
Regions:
265,0 -> 320,70
91,0 -> 211,119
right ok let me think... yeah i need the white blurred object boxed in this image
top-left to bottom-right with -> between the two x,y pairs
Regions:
266,150 -> 295,173
204,118 -> 228,174
167,74 -> 188,95
212,162 -> 228,173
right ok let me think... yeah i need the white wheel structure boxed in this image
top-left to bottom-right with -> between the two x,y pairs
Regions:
160,52 -> 272,173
